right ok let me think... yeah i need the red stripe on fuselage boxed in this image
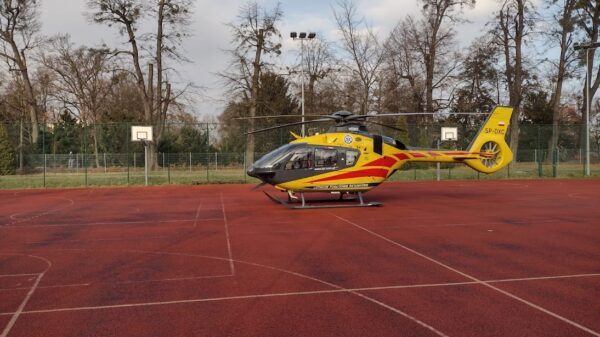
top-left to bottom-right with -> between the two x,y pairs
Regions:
410,152 -> 426,158
309,168 -> 389,183
393,153 -> 410,160
363,156 -> 397,168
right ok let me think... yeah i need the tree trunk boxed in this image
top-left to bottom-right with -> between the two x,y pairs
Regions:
91,123 -> 100,168
546,0 -> 576,163
9,41 -> 39,144
152,0 -> 165,170
19,118 -> 24,172
246,29 -> 264,165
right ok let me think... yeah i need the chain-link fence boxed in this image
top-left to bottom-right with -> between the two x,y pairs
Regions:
1,121 -> 599,188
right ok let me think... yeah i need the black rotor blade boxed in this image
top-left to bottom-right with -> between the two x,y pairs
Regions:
351,112 -> 488,119
245,118 -> 332,135
366,121 -> 406,132
251,182 -> 267,190
235,114 -> 331,120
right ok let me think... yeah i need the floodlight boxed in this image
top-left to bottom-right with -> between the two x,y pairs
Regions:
308,32 -> 316,39
290,32 -> 297,38
299,32 -> 307,38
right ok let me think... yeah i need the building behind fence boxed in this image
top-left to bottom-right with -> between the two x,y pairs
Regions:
0,121 -> 598,188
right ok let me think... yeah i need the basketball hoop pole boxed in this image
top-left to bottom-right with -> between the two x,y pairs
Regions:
131,126 -> 153,187
144,141 -> 149,186
436,139 -> 441,181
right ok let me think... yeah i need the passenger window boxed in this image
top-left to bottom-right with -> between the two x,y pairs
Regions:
284,151 -> 313,170
346,150 -> 359,166
315,148 -> 337,168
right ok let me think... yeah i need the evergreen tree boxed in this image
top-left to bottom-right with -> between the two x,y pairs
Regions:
0,124 -> 16,175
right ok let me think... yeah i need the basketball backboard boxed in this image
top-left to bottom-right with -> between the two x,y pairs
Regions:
131,126 -> 153,142
441,127 -> 457,141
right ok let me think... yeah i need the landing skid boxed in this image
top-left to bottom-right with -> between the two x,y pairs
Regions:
263,191 -> 382,209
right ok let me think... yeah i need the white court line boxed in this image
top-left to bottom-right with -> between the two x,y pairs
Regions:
1,247 -> 449,337
2,198 -> 75,227
0,274 -> 39,278
25,235 -> 174,245
220,193 -> 235,276
192,201 -> 204,228
1,271 -> 599,293
2,218 -> 222,230
334,215 -> 600,337
1,273 -> 600,315
0,255 -> 51,337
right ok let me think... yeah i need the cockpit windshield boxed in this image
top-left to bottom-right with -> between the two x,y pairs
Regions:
253,144 -> 301,169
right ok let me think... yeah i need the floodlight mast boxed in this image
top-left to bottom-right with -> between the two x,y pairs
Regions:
290,31 -> 316,137
574,41 -> 600,176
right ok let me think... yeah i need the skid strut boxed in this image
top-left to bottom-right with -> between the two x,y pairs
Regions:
264,191 -> 381,209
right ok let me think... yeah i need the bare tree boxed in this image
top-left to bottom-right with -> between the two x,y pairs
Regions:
87,0 -> 192,167
301,38 -> 336,114
417,0 -> 475,112
490,0 -> 535,157
386,17 -> 427,113
41,35 -> 114,167
333,0 -> 384,114
151,0 -> 192,156
220,1 -> 283,164
545,0 -> 579,161
575,0 -> 600,150
0,0 -> 41,143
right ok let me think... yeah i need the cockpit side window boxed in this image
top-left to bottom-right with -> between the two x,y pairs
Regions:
315,148 -> 338,168
284,150 -> 313,170
345,150 -> 360,166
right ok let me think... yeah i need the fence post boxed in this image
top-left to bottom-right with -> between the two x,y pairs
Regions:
126,124 -> 130,185
167,153 -> 171,184
552,148 -> 558,178
215,152 -> 218,171
207,123 -> 211,183
42,123 -> 46,187
104,153 -> 107,174
189,152 -> 192,173
84,127 -> 88,187
43,153 -> 46,188
243,151 -> 247,183
84,152 -> 88,186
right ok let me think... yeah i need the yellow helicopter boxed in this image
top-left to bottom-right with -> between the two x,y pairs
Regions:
246,106 -> 513,208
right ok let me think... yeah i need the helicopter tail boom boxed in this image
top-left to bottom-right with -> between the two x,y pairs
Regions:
390,106 -> 513,173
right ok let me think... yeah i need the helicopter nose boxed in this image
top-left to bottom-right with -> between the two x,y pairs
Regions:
246,165 -> 275,183
246,165 -> 257,178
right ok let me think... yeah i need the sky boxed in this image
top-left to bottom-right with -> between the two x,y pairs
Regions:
40,0 -> 541,119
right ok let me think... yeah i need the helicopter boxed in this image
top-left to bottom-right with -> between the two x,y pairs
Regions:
246,106 -> 514,209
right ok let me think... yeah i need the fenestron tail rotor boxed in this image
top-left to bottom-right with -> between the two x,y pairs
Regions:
480,141 -> 502,168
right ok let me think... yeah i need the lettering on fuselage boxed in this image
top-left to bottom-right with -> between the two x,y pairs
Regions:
484,128 -> 505,135
307,183 -> 374,190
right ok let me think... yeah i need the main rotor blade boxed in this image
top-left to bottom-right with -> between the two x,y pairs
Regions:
245,118 -> 332,135
235,114 -> 331,120
351,112 -> 488,119
366,121 -> 406,132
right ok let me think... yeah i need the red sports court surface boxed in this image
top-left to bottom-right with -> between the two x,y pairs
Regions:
0,180 -> 599,337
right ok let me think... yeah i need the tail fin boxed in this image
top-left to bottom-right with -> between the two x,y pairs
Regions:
464,106 -> 514,174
